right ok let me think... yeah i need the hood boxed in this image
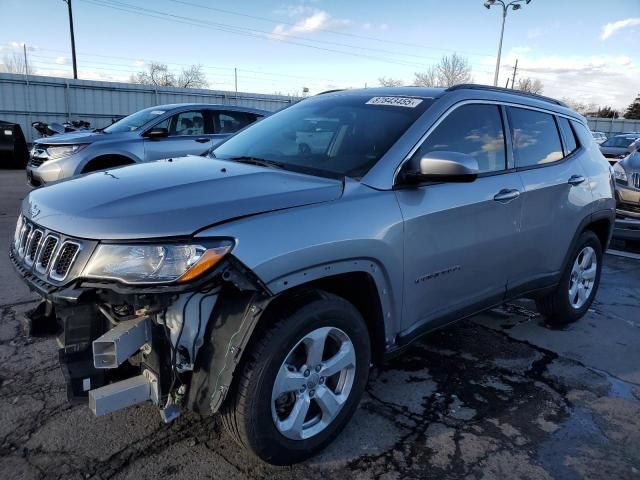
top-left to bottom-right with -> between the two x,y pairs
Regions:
34,130 -> 135,145
23,156 -> 343,240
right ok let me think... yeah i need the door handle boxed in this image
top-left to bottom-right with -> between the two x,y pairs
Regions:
568,174 -> 586,186
493,188 -> 520,203
195,137 -> 211,143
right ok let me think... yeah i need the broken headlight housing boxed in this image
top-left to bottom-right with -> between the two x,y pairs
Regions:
82,240 -> 233,285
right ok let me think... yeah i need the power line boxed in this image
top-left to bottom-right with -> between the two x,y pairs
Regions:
167,0 -> 496,59
80,0 -> 493,71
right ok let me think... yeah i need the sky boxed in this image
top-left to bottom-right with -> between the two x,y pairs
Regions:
0,0 -> 639,109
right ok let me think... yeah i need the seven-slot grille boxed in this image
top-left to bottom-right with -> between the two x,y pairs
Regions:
14,218 -> 83,282
632,173 -> 640,190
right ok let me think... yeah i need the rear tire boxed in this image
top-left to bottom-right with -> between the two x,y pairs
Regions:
535,230 -> 602,325
221,290 -> 371,465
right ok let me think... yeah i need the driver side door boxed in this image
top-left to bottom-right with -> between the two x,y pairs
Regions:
395,103 -> 524,336
143,110 -> 212,161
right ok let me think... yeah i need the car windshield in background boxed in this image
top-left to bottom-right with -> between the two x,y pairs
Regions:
602,136 -> 636,148
213,94 -> 433,179
103,107 -> 167,133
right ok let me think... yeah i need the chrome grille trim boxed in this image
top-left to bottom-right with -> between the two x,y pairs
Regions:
35,235 -> 59,274
632,172 -> 640,190
24,229 -> 44,266
49,240 -> 82,282
18,223 -> 33,258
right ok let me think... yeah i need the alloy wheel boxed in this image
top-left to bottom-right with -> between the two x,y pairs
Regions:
271,326 -> 356,440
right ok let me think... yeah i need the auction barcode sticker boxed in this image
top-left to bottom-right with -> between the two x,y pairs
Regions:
366,96 -> 423,108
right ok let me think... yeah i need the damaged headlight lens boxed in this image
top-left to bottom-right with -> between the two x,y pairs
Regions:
82,241 -> 233,284
613,162 -> 627,182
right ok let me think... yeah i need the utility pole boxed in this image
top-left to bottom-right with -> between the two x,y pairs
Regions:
234,67 -> 238,99
63,0 -> 78,79
510,59 -> 518,89
22,44 -> 29,76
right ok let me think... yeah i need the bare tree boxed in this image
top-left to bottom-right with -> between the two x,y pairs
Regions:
596,106 -> 619,119
516,77 -> 544,94
413,54 -> 472,87
438,53 -> 472,87
560,98 -> 598,116
378,76 -> 403,87
1,51 -> 35,75
413,66 -> 438,87
177,64 -> 208,88
132,62 -> 208,88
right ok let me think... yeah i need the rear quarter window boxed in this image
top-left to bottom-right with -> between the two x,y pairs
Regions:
557,117 -> 578,155
509,107 -> 563,168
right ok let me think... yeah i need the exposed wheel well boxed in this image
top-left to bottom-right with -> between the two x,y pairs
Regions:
82,154 -> 135,173
257,272 -> 387,364
584,217 -> 612,250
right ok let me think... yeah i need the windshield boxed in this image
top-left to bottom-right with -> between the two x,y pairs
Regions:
104,107 -> 168,133
602,136 -> 635,148
213,94 -> 433,179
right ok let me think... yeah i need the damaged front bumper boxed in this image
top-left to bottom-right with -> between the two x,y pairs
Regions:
11,246 -> 271,422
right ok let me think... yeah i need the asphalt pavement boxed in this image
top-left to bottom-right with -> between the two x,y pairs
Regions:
0,169 -> 638,479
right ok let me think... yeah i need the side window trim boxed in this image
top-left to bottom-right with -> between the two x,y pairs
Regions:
500,105 -> 515,170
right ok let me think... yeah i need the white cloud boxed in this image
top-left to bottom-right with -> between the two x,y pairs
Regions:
271,10 -> 351,38
600,17 -> 640,40
492,49 -> 639,109
134,60 -> 145,67
55,56 -> 69,65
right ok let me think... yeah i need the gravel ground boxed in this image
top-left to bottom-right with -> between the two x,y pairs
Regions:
1,170 -> 639,479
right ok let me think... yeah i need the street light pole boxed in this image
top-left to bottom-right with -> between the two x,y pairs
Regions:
63,0 -> 78,79
484,0 -> 531,87
493,8 -> 506,87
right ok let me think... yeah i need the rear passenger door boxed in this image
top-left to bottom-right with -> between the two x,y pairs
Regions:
396,103 -> 525,334
508,108 -> 593,293
143,110 -> 212,161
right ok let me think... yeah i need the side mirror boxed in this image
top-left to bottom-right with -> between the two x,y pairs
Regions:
144,127 -> 169,139
403,151 -> 479,184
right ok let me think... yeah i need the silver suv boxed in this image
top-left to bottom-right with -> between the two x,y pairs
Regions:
26,103 -> 267,186
10,85 -> 615,464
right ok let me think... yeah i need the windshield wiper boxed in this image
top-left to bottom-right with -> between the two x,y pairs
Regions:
227,156 -> 285,169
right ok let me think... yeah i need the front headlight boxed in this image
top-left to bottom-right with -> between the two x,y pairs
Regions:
46,144 -> 88,159
613,162 -> 627,182
82,241 -> 233,284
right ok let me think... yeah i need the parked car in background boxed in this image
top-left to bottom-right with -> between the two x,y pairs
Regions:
11,85 -> 614,464
612,151 -> 640,242
26,103 -> 268,186
599,133 -> 640,164
592,131 -> 607,144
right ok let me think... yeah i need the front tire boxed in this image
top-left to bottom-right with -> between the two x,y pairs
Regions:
221,290 -> 371,465
535,230 -> 602,325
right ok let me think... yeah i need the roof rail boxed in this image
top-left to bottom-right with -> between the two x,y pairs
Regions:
315,89 -> 345,96
445,84 -> 567,107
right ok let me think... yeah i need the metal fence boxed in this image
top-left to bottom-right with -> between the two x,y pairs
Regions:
587,117 -> 640,136
0,73 -> 299,143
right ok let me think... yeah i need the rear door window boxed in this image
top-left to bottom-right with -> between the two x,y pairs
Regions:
413,104 -> 507,173
215,111 -> 258,134
509,108 -> 563,168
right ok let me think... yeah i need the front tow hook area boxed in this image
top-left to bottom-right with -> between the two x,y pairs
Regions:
89,369 -> 159,416
20,300 -> 58,337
